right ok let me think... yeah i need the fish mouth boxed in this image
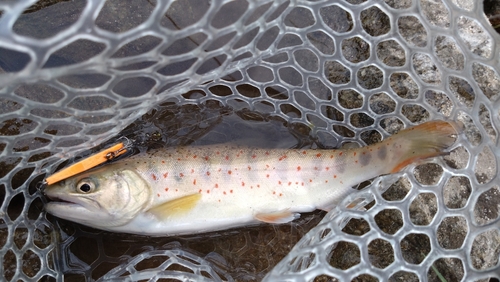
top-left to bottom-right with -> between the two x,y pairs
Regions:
46,195 -> 79,206
44,191 -> 77,204
45,196 -> 85,213
44,193 -> 92,222
45,193 -> 69,202
44,190 -> 86,211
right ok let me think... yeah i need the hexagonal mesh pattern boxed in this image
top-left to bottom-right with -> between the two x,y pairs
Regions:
0,0 -> 499,281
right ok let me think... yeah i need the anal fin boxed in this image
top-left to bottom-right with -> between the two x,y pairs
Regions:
255,210 -> 300,224
148,193 -> 201,220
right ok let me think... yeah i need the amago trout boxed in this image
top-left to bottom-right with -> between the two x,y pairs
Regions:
44,121 -> 458,236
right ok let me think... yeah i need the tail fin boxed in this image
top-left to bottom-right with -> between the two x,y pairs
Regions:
389,121 -> 459,173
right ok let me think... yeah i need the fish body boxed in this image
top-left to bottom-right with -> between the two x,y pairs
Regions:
45,121 -> 458,236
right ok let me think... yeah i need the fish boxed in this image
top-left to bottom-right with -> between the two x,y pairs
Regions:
44,120 -> 458,236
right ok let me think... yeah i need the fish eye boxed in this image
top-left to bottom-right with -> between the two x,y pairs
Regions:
76,179 -> 95,193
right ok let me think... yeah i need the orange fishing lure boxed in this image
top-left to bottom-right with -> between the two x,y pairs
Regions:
45,142 -> 128,185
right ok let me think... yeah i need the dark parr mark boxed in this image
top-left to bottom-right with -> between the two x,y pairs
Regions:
336,152 -> 346,173
378,145 -> 387,160
359,152 -> 372,166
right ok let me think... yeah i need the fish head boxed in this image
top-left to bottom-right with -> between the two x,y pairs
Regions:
44,166 -> 151,229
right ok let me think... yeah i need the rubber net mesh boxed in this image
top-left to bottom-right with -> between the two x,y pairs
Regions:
0,0 -> 499,281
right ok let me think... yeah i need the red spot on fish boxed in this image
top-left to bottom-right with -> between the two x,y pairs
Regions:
278,155 -> 287,161
295,181 -> 298,185
325,180 -> 328,183
230,190 -> 233,193
204,156 -> 209,161
314,167 -> 319,170
165,188 -> 169,192
266,164 -> 270,168
302,150 -> 307,155
216,151 -> 220,155
223,191 -> 226,195
193,179 -> 197,185
252,154 -> 256,159
370,149 -> 373,152
162,160 -> 165,164
207,190 -> 210,194
257,184 -> 260,188
151,174 -> 157,181
248,166 -> 251,171
206,171 -> 211,176
278,181 -> 282,185
175,189 -> 178,192
334,175 -> 337,178
199,189 -> 202,193
325,167 -> 330,171
218,199 -> 221,203
309,179 -> 313,182
355,160 -> 358,164
297,166 -> 301,171
228,170 -> 232,175
288,182 -> 292,186
273,191 -> 276,195
215,183 -> 219,188
339,152 -> 343,156
330,155 -> 334,159
177,158 -> 181,161
265,151 -> 270,155
157,193 -> 160,197
301,182 -> 304,186
193,155 -> 197,159
279,193 -> 283,196
191,169 -> 194,173
363,151 -> 366,155
163,172 -> 168,178
266,174 -> 270,178
218,168 -> 222,172
179,173 -> 184,177
242,182 -> 245,186
225,155 -> 229,160
353,152 -> 357,156
316,153 -> 322,158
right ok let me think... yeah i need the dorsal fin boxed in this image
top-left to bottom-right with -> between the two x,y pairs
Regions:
148,193 -> 201,220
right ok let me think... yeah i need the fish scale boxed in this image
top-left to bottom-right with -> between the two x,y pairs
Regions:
44,121 -> 458,236
140,146 -> 365,208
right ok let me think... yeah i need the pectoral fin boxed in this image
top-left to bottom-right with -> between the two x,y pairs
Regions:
255,210 -> 300,224
148,193 -> 201,220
